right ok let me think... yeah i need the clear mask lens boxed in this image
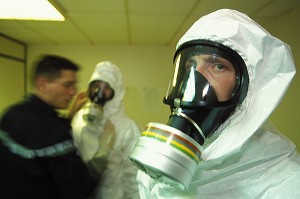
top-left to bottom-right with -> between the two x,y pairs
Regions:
88,81 -> 107,106
165,45 -> 240,106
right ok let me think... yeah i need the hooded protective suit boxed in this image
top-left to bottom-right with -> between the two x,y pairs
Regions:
137,9 -> 300,199
72,61 -> 140,199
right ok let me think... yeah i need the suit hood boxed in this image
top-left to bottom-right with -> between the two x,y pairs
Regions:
89,61 -> 125,118
176,9 -> 296,160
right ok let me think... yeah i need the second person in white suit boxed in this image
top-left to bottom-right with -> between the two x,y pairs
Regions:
72,61 -> 140,199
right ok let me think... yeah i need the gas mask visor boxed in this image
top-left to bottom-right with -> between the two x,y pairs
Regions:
165,40 -> 247,107
83,81 -> 115,123
88,80 -> 114,106
129,40 -> 249,190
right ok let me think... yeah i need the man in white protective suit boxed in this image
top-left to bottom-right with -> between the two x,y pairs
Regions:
72,61 -> 140,199
129,9 -> 300,198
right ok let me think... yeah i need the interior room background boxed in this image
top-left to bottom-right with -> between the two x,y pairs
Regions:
1,3 -> 299,149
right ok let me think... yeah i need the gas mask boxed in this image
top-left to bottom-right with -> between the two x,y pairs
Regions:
88,81 -> 108,106
129,40 -> 249,190
82,81 -> 114,124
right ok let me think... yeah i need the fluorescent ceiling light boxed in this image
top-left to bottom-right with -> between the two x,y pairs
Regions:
0,0 -> 65,21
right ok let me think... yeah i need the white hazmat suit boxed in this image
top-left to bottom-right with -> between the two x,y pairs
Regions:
137,9 -> 300,199
72,61 -> 140,199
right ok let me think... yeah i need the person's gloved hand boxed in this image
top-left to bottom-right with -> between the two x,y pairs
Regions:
68,90 -> 89,119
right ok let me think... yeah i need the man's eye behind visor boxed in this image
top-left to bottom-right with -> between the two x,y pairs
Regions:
164,40 -> 249,108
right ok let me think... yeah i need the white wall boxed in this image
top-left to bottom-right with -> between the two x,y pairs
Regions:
264,6 -> 300,148
0,35 -> 26,115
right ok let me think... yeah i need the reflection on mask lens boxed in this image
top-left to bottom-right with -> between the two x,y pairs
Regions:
88,84 -> 107,106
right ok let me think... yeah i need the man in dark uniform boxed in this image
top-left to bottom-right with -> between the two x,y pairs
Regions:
0,55 -> 97,199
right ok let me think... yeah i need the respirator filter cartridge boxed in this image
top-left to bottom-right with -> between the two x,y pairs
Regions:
129,122 -> 203,190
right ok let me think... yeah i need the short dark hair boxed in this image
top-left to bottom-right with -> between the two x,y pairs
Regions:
33,55 -> 80,82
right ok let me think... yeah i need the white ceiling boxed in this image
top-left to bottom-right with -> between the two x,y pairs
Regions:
0,0 -> 300,46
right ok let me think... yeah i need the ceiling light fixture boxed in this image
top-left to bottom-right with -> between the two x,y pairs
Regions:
0,0 -> 65,21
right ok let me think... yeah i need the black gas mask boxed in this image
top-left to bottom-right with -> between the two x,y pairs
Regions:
82,81 -> 114,124
129,40 -> 249,190
88,80 -> 114,106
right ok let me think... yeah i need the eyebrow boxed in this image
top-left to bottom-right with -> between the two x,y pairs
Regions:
189,54 -> 221,63
203,55 -> 223,63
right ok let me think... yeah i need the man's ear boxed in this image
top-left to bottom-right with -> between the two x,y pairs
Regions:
36,77 -> 48,92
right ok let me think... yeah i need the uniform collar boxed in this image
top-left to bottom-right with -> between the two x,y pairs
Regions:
27,94 -> 58,116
